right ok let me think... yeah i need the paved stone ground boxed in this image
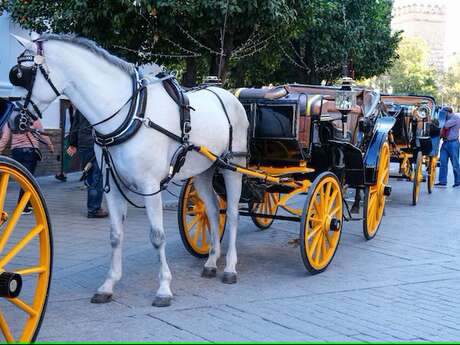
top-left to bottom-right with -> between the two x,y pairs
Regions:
17,167 -> 460,341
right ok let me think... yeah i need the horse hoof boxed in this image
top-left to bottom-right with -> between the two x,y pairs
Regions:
152,296 -> 172,307
201,267 -> 217,278
222,272 -> 237,284
91,293 -> 112,304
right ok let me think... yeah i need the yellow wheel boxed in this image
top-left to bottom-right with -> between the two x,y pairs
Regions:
178,178 -> 226,258
412,151 -> 423,205
363,141 -> 390,240
300,172 -> 343,274
427,156 -> 437,194
249,192 -> 279,230
0,156 -> 52,343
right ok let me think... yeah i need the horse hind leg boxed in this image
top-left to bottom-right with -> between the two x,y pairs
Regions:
193,168 -> 221,278
91,187 -> 128,304
144,191 -> 173,307
221,168 -> 243,284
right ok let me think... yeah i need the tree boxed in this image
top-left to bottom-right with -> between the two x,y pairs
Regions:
3,0 -> 400,87
239,0 -> 400,85
440,57 -> 460,109
365,37 -> 439,99
3,0 -> 300,85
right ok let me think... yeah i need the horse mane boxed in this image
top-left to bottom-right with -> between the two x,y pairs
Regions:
39,33 -> 136,75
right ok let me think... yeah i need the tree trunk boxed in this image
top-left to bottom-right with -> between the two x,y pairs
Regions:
208,33 -> 234,84
182,57 -> 197,87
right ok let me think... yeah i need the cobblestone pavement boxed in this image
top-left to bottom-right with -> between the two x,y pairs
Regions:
24,169 -> 460,342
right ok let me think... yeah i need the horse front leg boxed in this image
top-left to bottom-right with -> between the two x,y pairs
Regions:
221,169 -> 243,284
193,168 -> 221,278
145,191 -> 173,307
91,187 -> 127,303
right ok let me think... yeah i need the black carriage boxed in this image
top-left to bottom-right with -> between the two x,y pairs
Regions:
178,79 -> 393,273
382,95 -> 443,204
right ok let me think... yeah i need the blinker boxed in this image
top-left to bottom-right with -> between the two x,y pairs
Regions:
9,64 -> 35,90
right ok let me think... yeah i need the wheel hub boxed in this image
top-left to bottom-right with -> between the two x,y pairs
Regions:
383,185 -> 392,196
329,218 -> 341,232
0,272 -> 22,298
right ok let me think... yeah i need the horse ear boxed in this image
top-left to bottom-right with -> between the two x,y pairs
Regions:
11,34 -> 36,52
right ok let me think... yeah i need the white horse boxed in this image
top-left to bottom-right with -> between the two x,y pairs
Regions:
11,34 -> 248,307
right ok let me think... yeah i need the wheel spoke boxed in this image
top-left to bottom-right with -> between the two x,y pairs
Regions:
321,234 -> 328,260
186,216 -> 200,232
309,216 -> 322,223
15,265 -> 46,276
324,182 -> 332,210
324,228 -> 333,247
0,310 -> 15,343
0,173 -> 9,213
0,224 -> 43,269
327,190 -> 338,213
313,197 -> 322,217
193,221 -> 202,246
0,191 -> 31,253
307,224 -> 322,240
330,206 -> 341,216
309,227 -> 322,253
314,232 -> 323,264
201,223 -> 208,246
7,297 -> 38,317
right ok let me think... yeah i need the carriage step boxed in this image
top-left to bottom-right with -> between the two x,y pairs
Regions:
0,272 -> 22,298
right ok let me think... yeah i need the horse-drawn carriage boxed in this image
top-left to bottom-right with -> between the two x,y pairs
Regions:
178,80 -> 393,273
0,98 -> 52,343
381,95 -> 442,205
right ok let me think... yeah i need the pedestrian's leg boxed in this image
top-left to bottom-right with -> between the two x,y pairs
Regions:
89,159 -> 104,213
438,142 -> 448,184
12,149 -> 37,211
450,141 -> 460,185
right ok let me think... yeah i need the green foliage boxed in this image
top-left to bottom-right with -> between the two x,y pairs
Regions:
3,0 -> 399,87
440,57 -> 460,109
364,37 -> 440,99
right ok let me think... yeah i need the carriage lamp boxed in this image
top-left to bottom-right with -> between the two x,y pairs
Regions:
335,77 -> 357,139
202,76 -> 222,86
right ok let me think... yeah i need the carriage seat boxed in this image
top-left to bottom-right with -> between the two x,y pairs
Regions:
0,99 -> 14,129
237,86 -> 288,100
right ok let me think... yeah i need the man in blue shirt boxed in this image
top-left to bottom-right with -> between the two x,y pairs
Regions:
436,106 -> 460,187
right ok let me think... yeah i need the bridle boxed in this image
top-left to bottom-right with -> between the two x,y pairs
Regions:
8,40 -> 61,130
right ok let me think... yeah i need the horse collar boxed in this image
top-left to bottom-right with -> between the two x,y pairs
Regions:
94,71 -> 148,147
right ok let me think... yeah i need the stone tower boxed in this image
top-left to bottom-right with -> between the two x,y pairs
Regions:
392,0 -> 447,71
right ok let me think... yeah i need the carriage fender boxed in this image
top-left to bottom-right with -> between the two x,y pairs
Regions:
363,117 -> 396,185
430,108 -> 448,156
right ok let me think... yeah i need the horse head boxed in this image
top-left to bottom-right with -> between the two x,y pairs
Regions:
9,34 -> 64,114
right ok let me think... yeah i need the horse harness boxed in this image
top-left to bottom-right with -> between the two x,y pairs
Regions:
96,72 -> 237,208
9,40 -> 61,127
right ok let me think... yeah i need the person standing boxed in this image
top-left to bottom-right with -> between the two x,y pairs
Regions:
0,116 -> 54,214
436,106 -> 460,187
67,109 -> 108,218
